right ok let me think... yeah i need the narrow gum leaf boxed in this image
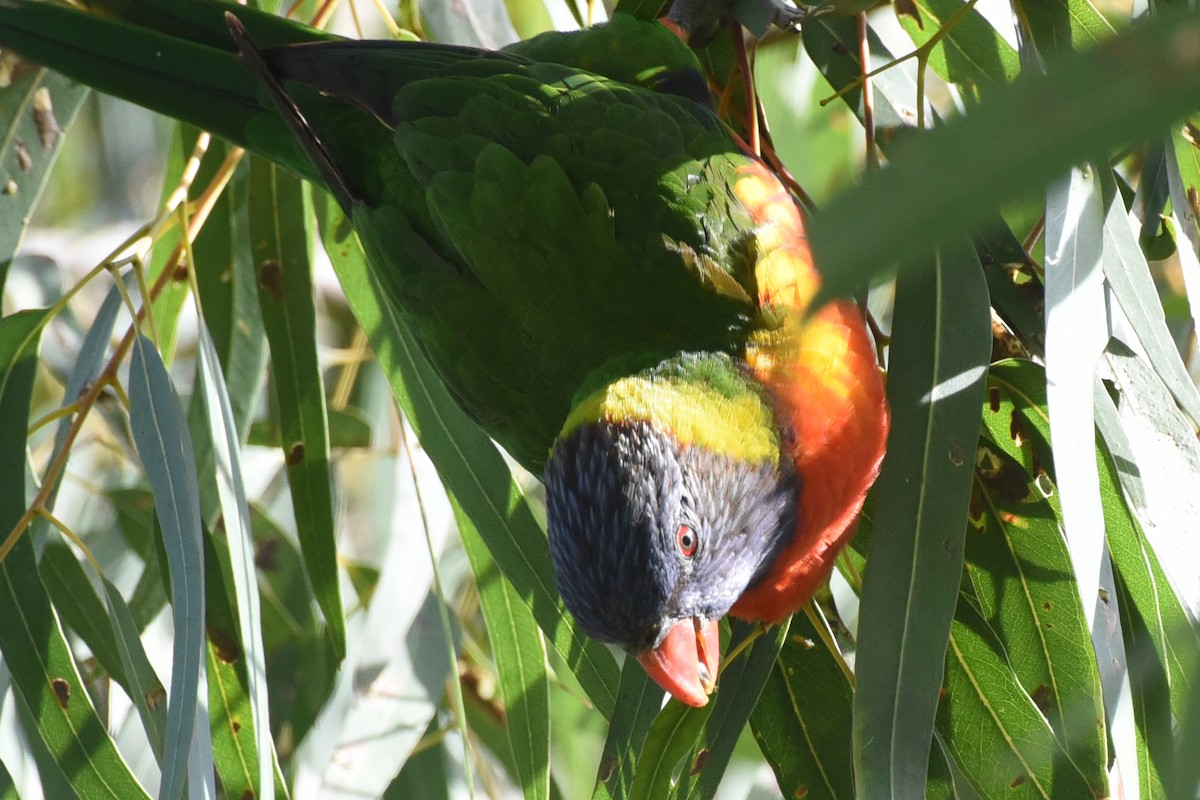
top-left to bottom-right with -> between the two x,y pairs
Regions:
853,239 -> 991,798
249,157 -> 346,659
0,309 -> 150,800
128,333 -> 211,800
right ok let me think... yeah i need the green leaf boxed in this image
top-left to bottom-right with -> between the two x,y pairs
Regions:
591,659 -> 661,800
628,697 -> 711,800
1011,0 -> 1116,62
803,19 -> 923,132
39,542 -> 129,688
676,618 -> 790,800
0,68 -> 89,271
611,0 -> 667,20
128,333 -> 210,799
249,158 -> 345,659
191,152 -> 265,438
975,222 -> 1046,357
1113,554 -> 1171,799
314,192 -> 620,717
145,126 -> 209,363
897,0 -> 1020,92
1173,667 -> 1200,800
384,721 -> 450,800
810,12 -> 1200,301
939,602 -> 1102,798
459,503 -> 551,800
1100,345 -> 1200,693
109,488 -> 169,632
853,239 -> 991,798
99,576 -> 167,759
247,406 -> 372,449
194,317 -> 280,799
966,438 -> 1107,783
0,308 -> 150,800
986,359 -> 1200,798
750,609 -> 854,800
1166,125 -> 1200,342
250,505 -> 336,745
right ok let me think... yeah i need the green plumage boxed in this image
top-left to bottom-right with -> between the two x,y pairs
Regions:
0,0 -> 889,707
0,0 -> 767,469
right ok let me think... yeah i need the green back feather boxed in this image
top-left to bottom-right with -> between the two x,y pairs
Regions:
0,0 -> 767,470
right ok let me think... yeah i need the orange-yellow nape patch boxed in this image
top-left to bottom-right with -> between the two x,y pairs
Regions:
732,299 -> 889,622
732,163 -> 819,315
756,249 -> 817,314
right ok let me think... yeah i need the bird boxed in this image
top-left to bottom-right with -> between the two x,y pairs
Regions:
0,0 -> 888,707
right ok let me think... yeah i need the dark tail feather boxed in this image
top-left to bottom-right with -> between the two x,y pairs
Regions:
225,12 -> 355,210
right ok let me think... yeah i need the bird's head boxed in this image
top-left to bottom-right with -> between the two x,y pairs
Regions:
545,355 -> 797,706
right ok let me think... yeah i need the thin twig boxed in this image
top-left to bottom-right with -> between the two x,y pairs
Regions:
1,144 -> 244,564
822,0 -> 982,108
858,13 -> 877,169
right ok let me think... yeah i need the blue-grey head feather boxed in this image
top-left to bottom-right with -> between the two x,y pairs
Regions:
545,420 -> 797,653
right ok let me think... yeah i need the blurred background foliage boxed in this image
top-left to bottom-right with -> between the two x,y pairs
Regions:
1,0 -> 1200,798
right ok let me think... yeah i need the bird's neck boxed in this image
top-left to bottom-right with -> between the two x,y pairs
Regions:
734,302 -> 889,620
559,352 -> 784,469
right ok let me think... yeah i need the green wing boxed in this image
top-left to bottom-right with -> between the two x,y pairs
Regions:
312,50 -> 762,467
0,0 -> 765,469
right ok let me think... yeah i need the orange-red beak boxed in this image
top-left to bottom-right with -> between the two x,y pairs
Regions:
636,617 -> 720,707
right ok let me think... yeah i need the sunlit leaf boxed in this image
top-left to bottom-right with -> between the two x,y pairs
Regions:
195,319 -> 278,799
1098,170 -> 1200,426
1011,0 -> 1116,62
939,602 -> 1102,798
897,0 -> 1019,92
967,436 -> 1107,783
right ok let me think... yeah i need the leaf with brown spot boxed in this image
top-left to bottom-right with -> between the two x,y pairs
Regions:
1029,684 -> 1052,714
251,158 -> 343,656
895,0 -> 921,25
50,678 -> 70,708
14,138 -> 30,170
32,86 -> 59,150
257,258 -> 285,300
207,624 -> 243,664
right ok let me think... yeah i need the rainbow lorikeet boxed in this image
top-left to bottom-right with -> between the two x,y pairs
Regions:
0,0 -> 888,706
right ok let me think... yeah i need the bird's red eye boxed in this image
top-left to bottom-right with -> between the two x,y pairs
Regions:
676,524 -> 697,558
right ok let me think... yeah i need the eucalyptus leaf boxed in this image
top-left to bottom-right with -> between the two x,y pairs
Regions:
853,239 -> 990,799
128,333 -> 211,800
